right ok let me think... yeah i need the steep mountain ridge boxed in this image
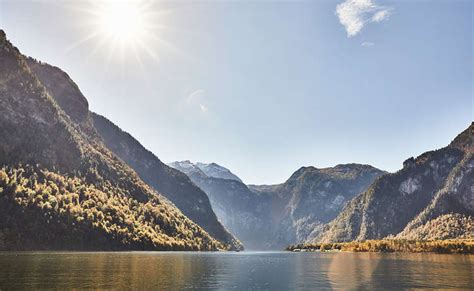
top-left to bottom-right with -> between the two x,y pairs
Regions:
314,123 -> 473,243
0,30 -> 228,251
25,58 -> 90,126
170,161 -> 271,249
0,31 -> 83,173
91,114 -> 242,250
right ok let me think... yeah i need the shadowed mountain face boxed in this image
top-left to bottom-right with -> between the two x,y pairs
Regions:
170,162 -> 274,250
314,123 -> 473,243
0,30 -> 232,251
25,50 -> 241,251
170,161 -> 385,249
265,164 -> 387,246
91,114 -> 242,250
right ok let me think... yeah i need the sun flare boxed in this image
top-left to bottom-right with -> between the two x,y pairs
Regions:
68,0 -> 173,64
99,1 -> 145,42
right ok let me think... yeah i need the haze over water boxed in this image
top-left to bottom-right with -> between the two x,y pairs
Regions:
0,252 -> 472,289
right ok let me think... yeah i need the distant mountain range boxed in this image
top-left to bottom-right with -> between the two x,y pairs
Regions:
258,164 -> 386,247
0,30 -> 240,251
170,124 -> 472,248
169,161 -> 385,249
170,160 -> 272,249
168,161 -> 243,182
196,162 -> 243,182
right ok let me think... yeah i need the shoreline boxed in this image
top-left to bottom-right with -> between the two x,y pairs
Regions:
286,239 -> 474,254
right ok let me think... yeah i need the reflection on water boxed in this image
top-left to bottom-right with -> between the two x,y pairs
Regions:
327,252 -> 381,289
0,251 -> 472,289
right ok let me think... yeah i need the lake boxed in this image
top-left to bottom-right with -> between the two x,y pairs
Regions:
0,251 -> 472,289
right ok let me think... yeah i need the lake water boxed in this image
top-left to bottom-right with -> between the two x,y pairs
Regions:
0,251 -> 472,289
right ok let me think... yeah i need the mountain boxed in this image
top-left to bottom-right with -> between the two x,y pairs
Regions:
168,161 -> 208,179
196,162 -> 242,182
313,123 -> 473,243
0,30 -> 230,251
266,164 -> 386,247
169,161 -> 243,182
170,161 -> 384,249
91,114 -> 242,250
170,161 -> 270,249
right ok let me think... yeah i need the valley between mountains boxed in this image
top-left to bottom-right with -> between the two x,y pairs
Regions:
0,30 -> 472,251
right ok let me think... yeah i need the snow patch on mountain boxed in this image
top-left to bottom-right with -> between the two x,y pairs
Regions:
196,162 -> 243,182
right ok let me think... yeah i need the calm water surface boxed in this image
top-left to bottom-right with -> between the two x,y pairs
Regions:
0,251 -> 472,289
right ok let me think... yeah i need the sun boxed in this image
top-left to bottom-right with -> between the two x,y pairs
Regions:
67,0 -> 173,64
99,1 -> 145,42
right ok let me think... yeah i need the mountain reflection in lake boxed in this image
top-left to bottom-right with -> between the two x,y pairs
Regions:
0,252 -> 472,289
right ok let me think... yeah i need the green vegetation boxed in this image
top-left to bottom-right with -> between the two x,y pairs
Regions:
287,239 -> 474,254
0,164 -> 225,251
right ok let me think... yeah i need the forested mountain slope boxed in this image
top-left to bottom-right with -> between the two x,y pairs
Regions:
0,30 -> 230,251
91,113 -> 241,250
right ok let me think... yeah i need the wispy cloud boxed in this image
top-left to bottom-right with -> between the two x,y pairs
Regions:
361,41 -> 375,47
371,9 -> 390,22
186,89 -> 205,103
336,0 -> 392,37
185,89 -> 209,113
199,104 -> 208,113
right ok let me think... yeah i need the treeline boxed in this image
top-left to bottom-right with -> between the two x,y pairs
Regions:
287,239 -> 474,254
0,164 -> 223,251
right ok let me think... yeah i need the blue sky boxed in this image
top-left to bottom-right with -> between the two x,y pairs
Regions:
1,0 -> 472,184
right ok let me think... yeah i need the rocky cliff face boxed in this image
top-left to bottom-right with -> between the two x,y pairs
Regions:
314,123 -> 473,242
269,164 -> 386,246
170,161 -> 384,249
0,31 -> 83,173
25,58 -> 90,125
0,30 -> 228,251
170,161 -> 271,249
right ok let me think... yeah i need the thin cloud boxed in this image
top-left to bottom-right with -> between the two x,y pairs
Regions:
372,10 -> 390,22
361,41 -> 375,47
185,89 -> 209,113
336,0 -> 392,37
186,89 -> 205,103
199,104 -> 208,113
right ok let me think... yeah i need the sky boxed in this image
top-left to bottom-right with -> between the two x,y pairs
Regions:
0,0 -> 472,184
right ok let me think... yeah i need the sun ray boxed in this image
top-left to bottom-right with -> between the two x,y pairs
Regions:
65,0 -> 170,64
65,31 -> 102,52
131,40 -> 145,71
145,31 -> 192,62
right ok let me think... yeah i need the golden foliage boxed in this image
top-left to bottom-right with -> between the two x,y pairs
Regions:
0,164 -> 225,251
287,239 -> 474,254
